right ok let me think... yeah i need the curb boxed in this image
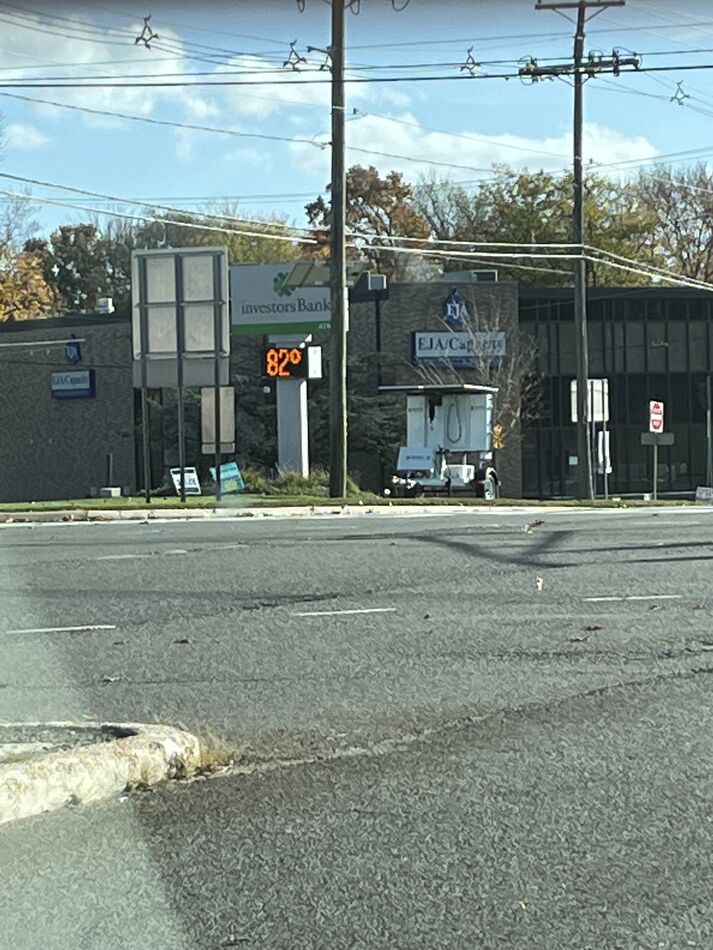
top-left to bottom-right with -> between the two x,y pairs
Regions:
0,722 -> 206,826
0,502 -> 699,526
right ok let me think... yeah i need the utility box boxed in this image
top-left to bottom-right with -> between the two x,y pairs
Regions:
406,391 -> 494,453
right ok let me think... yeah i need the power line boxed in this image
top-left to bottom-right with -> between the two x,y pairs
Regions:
0,91 -> 329,149
0,187 -> 319,245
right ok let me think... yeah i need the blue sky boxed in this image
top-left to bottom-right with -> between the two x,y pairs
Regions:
1,0 -> 713,238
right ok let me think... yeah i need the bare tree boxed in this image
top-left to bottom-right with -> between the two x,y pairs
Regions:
412,288 -> 541,444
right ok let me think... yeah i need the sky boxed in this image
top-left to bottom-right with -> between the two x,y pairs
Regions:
1,0 -> 713,239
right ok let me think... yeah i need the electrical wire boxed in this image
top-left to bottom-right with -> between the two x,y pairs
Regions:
0,173 -> 314,237
0,92 -> 328,150
0,188 -> 319,245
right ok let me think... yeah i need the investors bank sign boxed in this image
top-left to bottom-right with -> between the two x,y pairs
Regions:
230,264 -> 331,335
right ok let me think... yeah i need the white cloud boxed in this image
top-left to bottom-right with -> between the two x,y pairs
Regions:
220,55 -> 370,120
288,111 -> 659,182
223,146 -> 271,169
0,13 -> 222,126
3,122 -> 50,149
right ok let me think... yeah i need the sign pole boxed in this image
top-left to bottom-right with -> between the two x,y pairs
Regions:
213,254 -> 223,504
652,440 -> 658,501
174,255 -> 187,504
138,257 -> 152,503
706,374 -> 712,488
602,415 -> 609,500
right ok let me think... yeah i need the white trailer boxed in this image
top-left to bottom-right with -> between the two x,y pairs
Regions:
380,383 -> 499,499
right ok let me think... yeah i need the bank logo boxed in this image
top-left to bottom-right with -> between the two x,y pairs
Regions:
273,272 -> 293,298
65,337 -> 82,364
442,289 -> 470,330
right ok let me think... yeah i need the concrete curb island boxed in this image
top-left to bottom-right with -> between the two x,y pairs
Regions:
0,501 -> 694,525
0,722 -> 207,826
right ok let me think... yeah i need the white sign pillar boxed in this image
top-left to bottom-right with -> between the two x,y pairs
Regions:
276,378 -> 309,476
271,334 -> 310,476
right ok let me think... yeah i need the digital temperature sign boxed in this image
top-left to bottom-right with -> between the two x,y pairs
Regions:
264,346 -> 309,379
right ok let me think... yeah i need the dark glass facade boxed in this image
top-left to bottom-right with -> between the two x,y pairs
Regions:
519,289 -> 713,497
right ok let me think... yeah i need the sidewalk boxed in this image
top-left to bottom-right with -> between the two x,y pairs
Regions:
0,498 -> 696,525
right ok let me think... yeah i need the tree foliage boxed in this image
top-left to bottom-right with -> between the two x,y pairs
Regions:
0,247 -> 58,322
305,165 -> 433,280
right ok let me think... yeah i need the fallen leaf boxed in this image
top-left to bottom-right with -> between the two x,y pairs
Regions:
584,625 -> 603,632
569,636 -> 589,643
101,674 -> 120,684
528,519 -> 544,530
649,604 -> 662,611
172,637 -> 190,645
112,640 -> 125,646
536,577 -> 544,591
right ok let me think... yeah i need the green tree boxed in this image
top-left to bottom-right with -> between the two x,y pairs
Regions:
414,166 -> 656,286
25,224 -> 116,313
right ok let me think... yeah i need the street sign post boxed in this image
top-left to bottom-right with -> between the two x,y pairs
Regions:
640,430 -> 674,500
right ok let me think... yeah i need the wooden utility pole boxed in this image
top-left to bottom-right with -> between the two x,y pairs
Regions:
528,0 -> 636,499
329,0 -> 348,498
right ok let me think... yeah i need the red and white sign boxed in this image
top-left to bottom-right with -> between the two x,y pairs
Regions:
649,400 -> 665,433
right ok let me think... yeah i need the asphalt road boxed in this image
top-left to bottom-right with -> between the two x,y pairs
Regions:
2,507 -> 713,948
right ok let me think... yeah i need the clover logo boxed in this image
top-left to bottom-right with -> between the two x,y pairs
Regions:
273,272 -> 293,297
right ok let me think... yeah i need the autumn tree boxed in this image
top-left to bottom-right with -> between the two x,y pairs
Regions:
0,247 -> 57,322
305,165 -> 432,280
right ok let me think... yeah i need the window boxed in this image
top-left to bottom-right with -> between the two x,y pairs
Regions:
689,320 -> 708,372
668,321 -> 687,372
647,320 -> 667,372
625,321 -> 644,372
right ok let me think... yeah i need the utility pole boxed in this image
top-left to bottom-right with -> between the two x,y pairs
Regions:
524,0 -> 637,499
329,0 -> 348,498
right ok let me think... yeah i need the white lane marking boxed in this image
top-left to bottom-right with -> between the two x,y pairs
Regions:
584,594 -> 682,603
293,607 -> 397,618
97,553 -> 152,561
165,549 -> 189,555
5,624 -> 117,634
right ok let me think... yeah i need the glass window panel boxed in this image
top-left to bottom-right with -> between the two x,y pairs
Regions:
614,321 -> 627,373
146,257 -> 175,303
668,321 -> 687,372
669,374 -> 690,422
690,423 -> 706,481
559,321 -> 575,375
629,376 -> 648,429
184,304 -> 215,351
182,255 -> 214,302
689,320 -> 707,372
625,321 -> 644,373
692,376 -> 708,423
588,321 -> 604,376
647,320 -> 667,372
537,323 -> 549,375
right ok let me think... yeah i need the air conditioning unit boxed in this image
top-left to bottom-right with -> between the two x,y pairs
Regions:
96,297 -> 115,314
